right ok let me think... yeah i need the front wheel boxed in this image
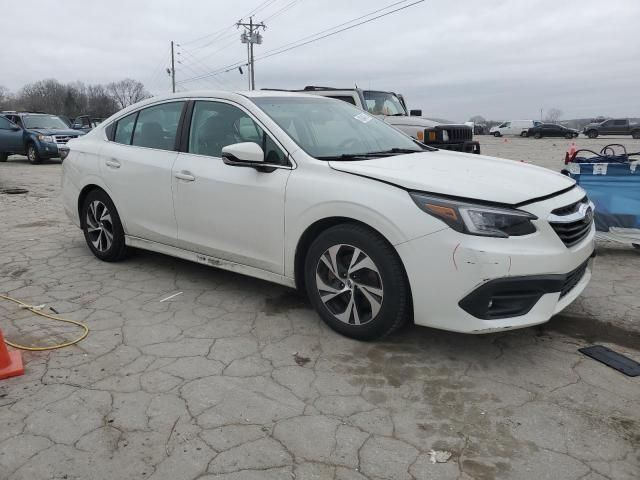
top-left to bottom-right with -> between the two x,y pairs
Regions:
0,153 -> 7,162
304,224 -> 410,340
27,144 -> 41,164
587,130 -> 598,139
493,131 -> 501,137
565,133 -> 574,139
632,131 -> 640,139
80,189 -> 128,262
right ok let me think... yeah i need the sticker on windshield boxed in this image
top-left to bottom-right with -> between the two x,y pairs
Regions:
353,112 -> 373,123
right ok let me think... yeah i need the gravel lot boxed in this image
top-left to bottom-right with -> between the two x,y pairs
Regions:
0,136 -> 638,480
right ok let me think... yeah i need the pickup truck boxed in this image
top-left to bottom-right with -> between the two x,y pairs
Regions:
270,86 -> 480,154
583,118 -> 640,139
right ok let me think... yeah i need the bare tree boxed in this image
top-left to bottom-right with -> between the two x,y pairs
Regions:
107,79 -> 151,110
0,86 -> 12,110
544,108 -> 563,124
468,115 -> 486,124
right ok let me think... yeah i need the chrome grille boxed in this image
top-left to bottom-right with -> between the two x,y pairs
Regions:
549,198 -> 594,248
53,135 -> 76,144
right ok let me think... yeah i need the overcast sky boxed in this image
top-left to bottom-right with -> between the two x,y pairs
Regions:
2,0 -> 639,121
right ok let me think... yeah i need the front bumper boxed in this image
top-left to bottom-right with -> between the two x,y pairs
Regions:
435,140 -> 481,154
36,141 -> 63,158
395,187 -> 595,333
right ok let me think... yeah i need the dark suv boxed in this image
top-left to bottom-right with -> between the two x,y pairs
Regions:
0,112 -> 85,164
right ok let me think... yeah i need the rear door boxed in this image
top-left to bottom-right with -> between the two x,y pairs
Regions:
0,116 -> 24,153
172,99 -> 291,274
100,101 -> 185,245
612,119 -> 628,135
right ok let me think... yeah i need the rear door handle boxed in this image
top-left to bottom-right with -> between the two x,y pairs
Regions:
105,159 -> 120,169
174,171 -> 195,182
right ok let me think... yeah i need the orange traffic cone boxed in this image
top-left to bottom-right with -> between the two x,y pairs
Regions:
0,330 -> 24,380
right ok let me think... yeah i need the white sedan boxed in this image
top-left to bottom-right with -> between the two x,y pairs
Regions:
61,91 -> 595,340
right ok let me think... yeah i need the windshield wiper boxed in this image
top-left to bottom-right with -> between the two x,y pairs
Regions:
317,148 -> 423,161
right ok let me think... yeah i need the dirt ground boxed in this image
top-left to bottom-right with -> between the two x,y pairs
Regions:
0,136 -> 638,480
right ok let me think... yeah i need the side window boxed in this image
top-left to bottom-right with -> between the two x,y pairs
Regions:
613,119 -> 627,126
601,120 -> 612,127
188,101 -> 287,164
114,112 -> 137,145
0,117 -> 14,129
503,122 -> 511,127
328,95 -> 357,106
132,102 -> 184,150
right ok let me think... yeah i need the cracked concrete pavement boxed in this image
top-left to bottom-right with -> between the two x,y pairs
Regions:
0,136 -> 639,480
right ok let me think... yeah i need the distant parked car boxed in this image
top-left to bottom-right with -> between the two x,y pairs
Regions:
490,120 -> 541,137
582,118 -> 640,139
0,112 -> 85,163
528,123 -> 579,139
72,115 -> 104,133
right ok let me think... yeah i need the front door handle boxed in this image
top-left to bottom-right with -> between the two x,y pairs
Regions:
105,159 -> 120,169
175,171 -> 195,182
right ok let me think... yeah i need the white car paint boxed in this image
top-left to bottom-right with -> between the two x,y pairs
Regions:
62,90 -> 595,334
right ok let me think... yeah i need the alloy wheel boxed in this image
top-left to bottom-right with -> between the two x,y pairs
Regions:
86,200 -> 114,252
315,244 -> 384,325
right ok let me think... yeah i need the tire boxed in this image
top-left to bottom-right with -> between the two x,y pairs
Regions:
304,224 -> 410,340
26,143 -> 42,164
80,189 -> 128,262
493,131 -> 501,137
520,131 -> 528,137
565,133 -> 574,139
534,132 -> 542,139
587,130 -> 598,139
632,130 -> 640,139
0,153 -> 7,162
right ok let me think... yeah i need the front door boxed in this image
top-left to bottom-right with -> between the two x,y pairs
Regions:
0,116 -> 24,153
99,101 -> 185,245
172,100 -> 291,274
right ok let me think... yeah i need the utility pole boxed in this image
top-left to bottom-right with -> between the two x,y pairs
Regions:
237,17 -> 265,90
170,41 -> 176,93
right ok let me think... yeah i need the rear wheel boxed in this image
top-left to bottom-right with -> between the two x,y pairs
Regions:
632,130 -> 640,139
26,143 -> 41,164
520,131 -> 528,137
534,132 -> 542,139
304,224 -> 410,340
587,130 -> 598,139
80,189 -> 128,262
0,153 -> 7,162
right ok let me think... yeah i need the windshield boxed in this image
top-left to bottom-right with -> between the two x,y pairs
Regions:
23,115 -> 69,130
251,96 -> 425,160
363,91 -> 407,116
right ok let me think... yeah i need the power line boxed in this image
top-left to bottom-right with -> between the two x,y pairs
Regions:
262,0 -> 303,22
176,0 -> 423,85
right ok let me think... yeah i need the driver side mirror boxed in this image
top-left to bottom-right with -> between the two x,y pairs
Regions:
222,142 -> 265,168
410,109 -> 422,117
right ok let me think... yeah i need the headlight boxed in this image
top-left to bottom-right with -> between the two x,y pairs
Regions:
410,192 -> 537,237
37,135 -> 54,142
441,130 -> 449,142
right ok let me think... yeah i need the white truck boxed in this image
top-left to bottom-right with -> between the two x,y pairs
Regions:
272,86 -> 480,154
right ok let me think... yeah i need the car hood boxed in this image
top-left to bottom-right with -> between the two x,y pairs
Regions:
329,150 -> 575,205
29,128 -> 85,136
381,116 -> 440,128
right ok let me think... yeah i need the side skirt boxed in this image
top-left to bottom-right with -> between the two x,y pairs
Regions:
125,235 -> 296,288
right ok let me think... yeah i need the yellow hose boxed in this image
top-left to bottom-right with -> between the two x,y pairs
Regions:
0,294 -> 89,351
